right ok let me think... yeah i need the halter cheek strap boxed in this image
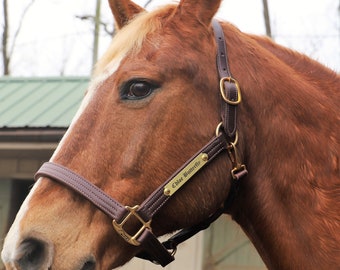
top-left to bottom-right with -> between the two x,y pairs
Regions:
34,20 -> 247,267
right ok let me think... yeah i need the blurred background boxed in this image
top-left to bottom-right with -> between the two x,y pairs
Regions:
1,0 -> 339,76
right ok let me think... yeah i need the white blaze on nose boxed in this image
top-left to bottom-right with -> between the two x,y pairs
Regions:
0,55 -> 124,265
52,10 -> 159,161
50,56 -> 124,162
1,12 -> 157,266
2,43 -> 127,265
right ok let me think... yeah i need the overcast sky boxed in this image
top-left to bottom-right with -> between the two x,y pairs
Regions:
5,0 -> 340,76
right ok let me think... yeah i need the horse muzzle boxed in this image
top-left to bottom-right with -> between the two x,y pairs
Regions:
2,237 -> 96,270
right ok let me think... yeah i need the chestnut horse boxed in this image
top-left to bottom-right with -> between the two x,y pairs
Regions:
2,0 -> 340,269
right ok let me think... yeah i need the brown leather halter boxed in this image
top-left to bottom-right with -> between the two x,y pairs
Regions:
34,20 -> 247,267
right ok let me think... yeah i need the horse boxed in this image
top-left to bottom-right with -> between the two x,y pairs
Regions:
2,0 -> 340,269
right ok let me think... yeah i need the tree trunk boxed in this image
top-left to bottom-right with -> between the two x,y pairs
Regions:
2,0 -> 10,75
262,0 -> 272,38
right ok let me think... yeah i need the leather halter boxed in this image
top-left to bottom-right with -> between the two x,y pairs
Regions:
34,20 -> 247,267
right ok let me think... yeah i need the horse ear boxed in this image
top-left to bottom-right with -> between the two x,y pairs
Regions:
176,0 -> 221,26
108,0 -> 145,29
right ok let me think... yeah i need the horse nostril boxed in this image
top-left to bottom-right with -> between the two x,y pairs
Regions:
16,238 -> 51,270
81,258 -> 96,270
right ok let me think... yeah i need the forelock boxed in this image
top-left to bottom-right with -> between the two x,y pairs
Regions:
93,6 -> 173,77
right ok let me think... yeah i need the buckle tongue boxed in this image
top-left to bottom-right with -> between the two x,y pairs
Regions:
112,205 -> 151,246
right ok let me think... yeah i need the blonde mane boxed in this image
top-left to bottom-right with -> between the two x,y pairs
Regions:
93,7 -> 170,77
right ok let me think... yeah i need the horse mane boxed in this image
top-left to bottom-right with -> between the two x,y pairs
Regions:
216,22 -> 340,266
94,6 -> 174,77
2,2 -> 339,268
93,11 -> 340,263
218,21 -> 339,122
249,33 -> 340,105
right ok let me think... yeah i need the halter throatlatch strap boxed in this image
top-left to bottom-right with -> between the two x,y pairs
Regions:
34,20 -> 247,267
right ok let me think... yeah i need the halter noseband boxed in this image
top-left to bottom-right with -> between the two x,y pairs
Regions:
34,20 -> 247,267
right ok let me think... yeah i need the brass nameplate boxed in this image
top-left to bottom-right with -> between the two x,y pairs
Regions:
164,153 -> 208,196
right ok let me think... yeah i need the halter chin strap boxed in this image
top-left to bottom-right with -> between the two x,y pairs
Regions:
34,20 -> 247,267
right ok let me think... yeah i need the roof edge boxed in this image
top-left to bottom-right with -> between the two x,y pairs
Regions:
0,76 -> 89,82
0,128 -> 66,143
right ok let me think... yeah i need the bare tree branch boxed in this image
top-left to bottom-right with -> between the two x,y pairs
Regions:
1,0 -> 35,75
9,0 -> 35,59
144,0 -> 153,8
76,15 -> 114,36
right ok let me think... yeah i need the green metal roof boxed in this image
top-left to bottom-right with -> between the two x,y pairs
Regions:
0,77 -> 89,128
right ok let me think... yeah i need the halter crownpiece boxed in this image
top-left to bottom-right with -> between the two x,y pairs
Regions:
34,20 -> 247,267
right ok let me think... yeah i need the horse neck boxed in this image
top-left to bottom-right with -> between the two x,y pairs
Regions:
223,25 -> 340,269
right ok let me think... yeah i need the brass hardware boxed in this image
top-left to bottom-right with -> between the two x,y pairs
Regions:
164,188 -> 171,196
201,153 -> 208,162
215,122 -> 246,179
215,122 -> 223,136
164,153 -> 209,196
231,164 -> 247,179
112,205 -> 151,246
220,77 -> 242,105
227,140 -> 246,180
215,122 -> 239,145
230,131 -> 238,145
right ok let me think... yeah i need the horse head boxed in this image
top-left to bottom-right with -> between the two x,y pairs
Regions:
2,0 -> 340,269
1,0 -> 237,269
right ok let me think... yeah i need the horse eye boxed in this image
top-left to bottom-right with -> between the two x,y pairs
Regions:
127,82 -> 153,99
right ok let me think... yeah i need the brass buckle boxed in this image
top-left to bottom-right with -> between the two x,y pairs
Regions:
112,205 -> 151,246
220,77 -> 242,105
